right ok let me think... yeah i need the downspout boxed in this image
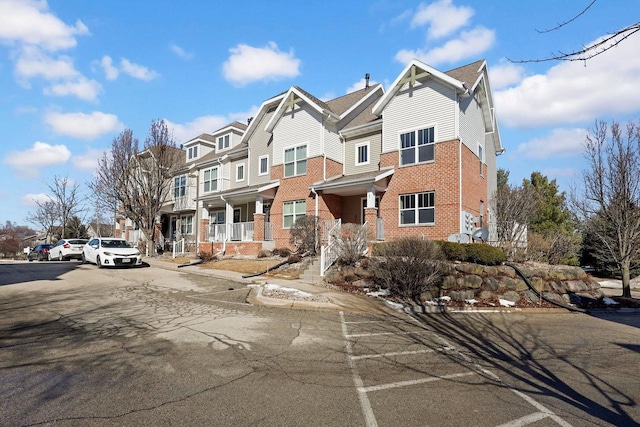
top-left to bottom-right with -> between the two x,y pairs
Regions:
322,115 -> 327,182
194,170 -> 200,251
311,187 -> 319,252
456,89 -> 463,232
220,195 -> 228,255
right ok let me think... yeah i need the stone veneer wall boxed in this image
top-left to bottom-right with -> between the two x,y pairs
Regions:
440,263 -> 603,304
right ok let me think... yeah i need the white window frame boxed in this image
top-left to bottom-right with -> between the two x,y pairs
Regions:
399,191 -> 435,226
399,124 -> 436,166
258,155 -> 269,176
477,143 -> 484,176
236,163 -> 245,182
209,210 -> 225,224
217,134 -> 230,151
203,166 -> 219,193
283,199 -> 306,228
187,146 -> 198,160
180,215 -> 193,234
355,141 -> 370,166
283,143 -> 307,178
174,175 -> 186,198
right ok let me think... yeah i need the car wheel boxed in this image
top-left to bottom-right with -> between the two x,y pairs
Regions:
28,257 -> 33,262
81,253 -> 86,264
96,255 -> 103,268
48,253 -> 53,261
59,253 -> 64,261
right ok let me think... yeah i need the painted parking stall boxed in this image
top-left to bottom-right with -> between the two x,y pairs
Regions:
339,311 -> 572,427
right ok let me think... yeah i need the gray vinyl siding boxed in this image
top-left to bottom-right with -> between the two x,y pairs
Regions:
273,104 -> 322,165
229,157 -> 247,190
324,123 -> 342,164
248,109 -> 276,185
381,79 -> 457,154
344,130 -> 382,175
458,92 -> 485,155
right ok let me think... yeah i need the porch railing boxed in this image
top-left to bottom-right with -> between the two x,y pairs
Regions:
321,219 -> 341,242
230,222 -> 254,241
376,217 -> 384,241
264,222 -> 273,241
320,220 -> 343,276
172,239 -> 185,258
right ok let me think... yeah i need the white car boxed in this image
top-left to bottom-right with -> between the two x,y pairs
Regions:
48,239 -> 88,261
82,238 -> 142,268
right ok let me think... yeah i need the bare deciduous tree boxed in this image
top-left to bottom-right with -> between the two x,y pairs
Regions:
47,176 -> 83,239
492,171 -> 541,260
571,119 -> 640,298
509,1 -> 639,63
26,199 -> 58,242
93,119 -> 183,256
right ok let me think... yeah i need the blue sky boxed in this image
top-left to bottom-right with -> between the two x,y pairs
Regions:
1,0 -> 639,227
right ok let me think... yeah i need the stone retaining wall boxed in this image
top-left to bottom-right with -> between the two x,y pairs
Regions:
440,262 -> 603,303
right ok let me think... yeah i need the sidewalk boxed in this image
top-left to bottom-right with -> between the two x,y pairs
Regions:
144,257 -> 393,314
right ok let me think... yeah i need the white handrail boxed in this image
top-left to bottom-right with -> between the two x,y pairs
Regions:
172,238 -> 185,258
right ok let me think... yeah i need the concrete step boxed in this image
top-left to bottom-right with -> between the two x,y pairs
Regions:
300,258 -> 322,283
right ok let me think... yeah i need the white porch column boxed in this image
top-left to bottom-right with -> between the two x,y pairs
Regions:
366,186 -> 376,208
255,195 -> 263,214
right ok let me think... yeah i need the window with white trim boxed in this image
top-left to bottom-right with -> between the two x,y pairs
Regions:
283,200 -> 306,228
399,191 -> 435,225
259,155 -> 269,175
284,144 -> 307,177
203,167 -> 219,192
478,143 -> 484,176
180,215 -> 193,234
174,175 -> 186,198
187,146 -> 198,160
236,163 -> 245,182
355,141 -> 370,166
400,126 -> 435,166
210,210 -> 225,224
217,134 -> 229,150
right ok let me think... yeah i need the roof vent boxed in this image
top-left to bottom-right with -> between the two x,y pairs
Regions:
247,117 -> 253,125
365,73 -> 370,89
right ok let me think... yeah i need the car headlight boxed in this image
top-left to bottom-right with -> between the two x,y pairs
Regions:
133,250 -> 140,256
103,251 -> 115,256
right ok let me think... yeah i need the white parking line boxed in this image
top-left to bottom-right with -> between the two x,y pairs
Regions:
360,371 -> 475,393
345,330 -> 425,338
340,311 -> 379,427
495,411 -> 553,427
350,347 -> 448,360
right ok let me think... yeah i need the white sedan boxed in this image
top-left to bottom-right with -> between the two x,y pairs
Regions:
82,238 -> 143,268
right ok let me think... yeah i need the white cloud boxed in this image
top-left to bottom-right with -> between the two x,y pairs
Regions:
169,43 -> 193,60
100,55 -> 119,80
541,167 -> 578,178
45,111 -> 124,140
489,62 -> 525,90
395,26 -> 495,66
345,77 -> 380,94
411,0 -> 473,39
516,128 -> 588,159
72,148 -> 105,171
4,141 -> 71,176
495,32 -> 640,128
0,0 -> 89,52
44,76 -> 102,101
165,115 -> 230,144
222,42 -> 300,86
120,58 -> 158,81
14,47 -> 79,81
21,193 -> 53,207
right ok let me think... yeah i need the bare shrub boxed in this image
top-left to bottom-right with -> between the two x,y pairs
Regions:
289,215 -> 320,254
257,249 -> 271,258
335,223 -> 369,266
369,237 -> 446,304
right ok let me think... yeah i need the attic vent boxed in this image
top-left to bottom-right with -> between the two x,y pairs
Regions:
365,73 -> 370,89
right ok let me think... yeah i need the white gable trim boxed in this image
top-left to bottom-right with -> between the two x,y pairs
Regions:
372,59 -> 466,116
265,87 -> 339,133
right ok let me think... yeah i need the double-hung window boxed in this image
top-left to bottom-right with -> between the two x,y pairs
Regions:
355,142 -> 369,166
187,146 -> 198,160
203,167 -> 219,192
236,163 -> 245,182
478,144 -> 484,176
400,126 -> 435,166
217,135 -> 229,150
180,215 -> 193,234
259,155 -> 269,175
399,191 -> 435,225
284,145 -> 307,177
283,200 -> 306,228
174,175 -> 186,198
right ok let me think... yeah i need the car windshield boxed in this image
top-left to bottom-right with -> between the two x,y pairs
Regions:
68,240 -> 88,245
101,240 -> 133,249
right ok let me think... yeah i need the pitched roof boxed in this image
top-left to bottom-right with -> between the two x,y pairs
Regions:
326,83 -> 382,115
445,59 -> 486,90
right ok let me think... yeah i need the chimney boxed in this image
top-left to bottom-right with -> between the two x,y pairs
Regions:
365,73 -> 370,89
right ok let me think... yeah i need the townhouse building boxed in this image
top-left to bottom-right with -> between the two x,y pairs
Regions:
121,58 -> 503,262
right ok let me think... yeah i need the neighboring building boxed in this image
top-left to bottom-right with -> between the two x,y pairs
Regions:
87,222 -> 113,239
119,58 -> 504,260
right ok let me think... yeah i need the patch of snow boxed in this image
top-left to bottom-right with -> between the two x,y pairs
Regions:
384,300 -> 404,310
435,296 -> 451,303
499,299 -> 516,307
603,297 -> 620,305
367,289 -> 391,297
465,299 -> 478,305
598,280 -> 622,289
